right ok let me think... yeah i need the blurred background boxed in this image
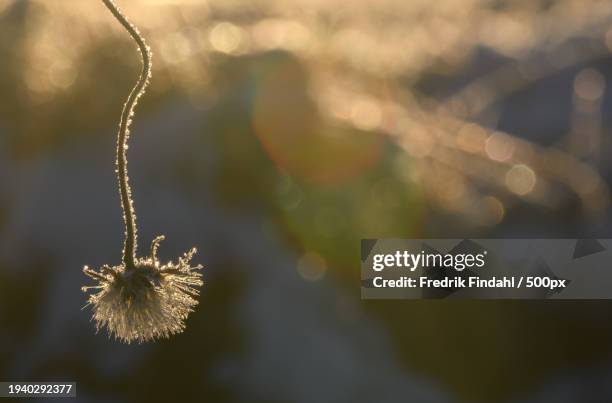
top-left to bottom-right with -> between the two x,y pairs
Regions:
2,0 -> 612,401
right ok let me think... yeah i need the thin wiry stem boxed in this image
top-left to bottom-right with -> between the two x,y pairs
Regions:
101,0 -> 152,270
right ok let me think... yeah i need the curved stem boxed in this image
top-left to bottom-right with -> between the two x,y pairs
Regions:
101,0 -> 152,269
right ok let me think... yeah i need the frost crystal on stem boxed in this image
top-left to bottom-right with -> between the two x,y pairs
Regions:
82,0 -> 203,344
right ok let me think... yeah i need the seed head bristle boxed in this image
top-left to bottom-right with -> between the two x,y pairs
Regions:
83,237 -> 203,344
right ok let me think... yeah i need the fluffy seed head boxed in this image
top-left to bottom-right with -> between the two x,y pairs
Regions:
82,236 -> 203,344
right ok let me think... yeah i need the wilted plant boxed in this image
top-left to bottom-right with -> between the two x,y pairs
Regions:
82,0 -> 203,344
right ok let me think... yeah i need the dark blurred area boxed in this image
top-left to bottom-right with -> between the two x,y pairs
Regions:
2,0 -> 612,402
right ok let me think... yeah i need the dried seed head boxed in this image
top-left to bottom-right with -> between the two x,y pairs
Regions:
82,236 -> 203,344
85,0 -> 204,343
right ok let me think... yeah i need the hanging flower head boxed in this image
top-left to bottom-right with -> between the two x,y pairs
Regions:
83,237 -> 203,343
82,0 -> 203,344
